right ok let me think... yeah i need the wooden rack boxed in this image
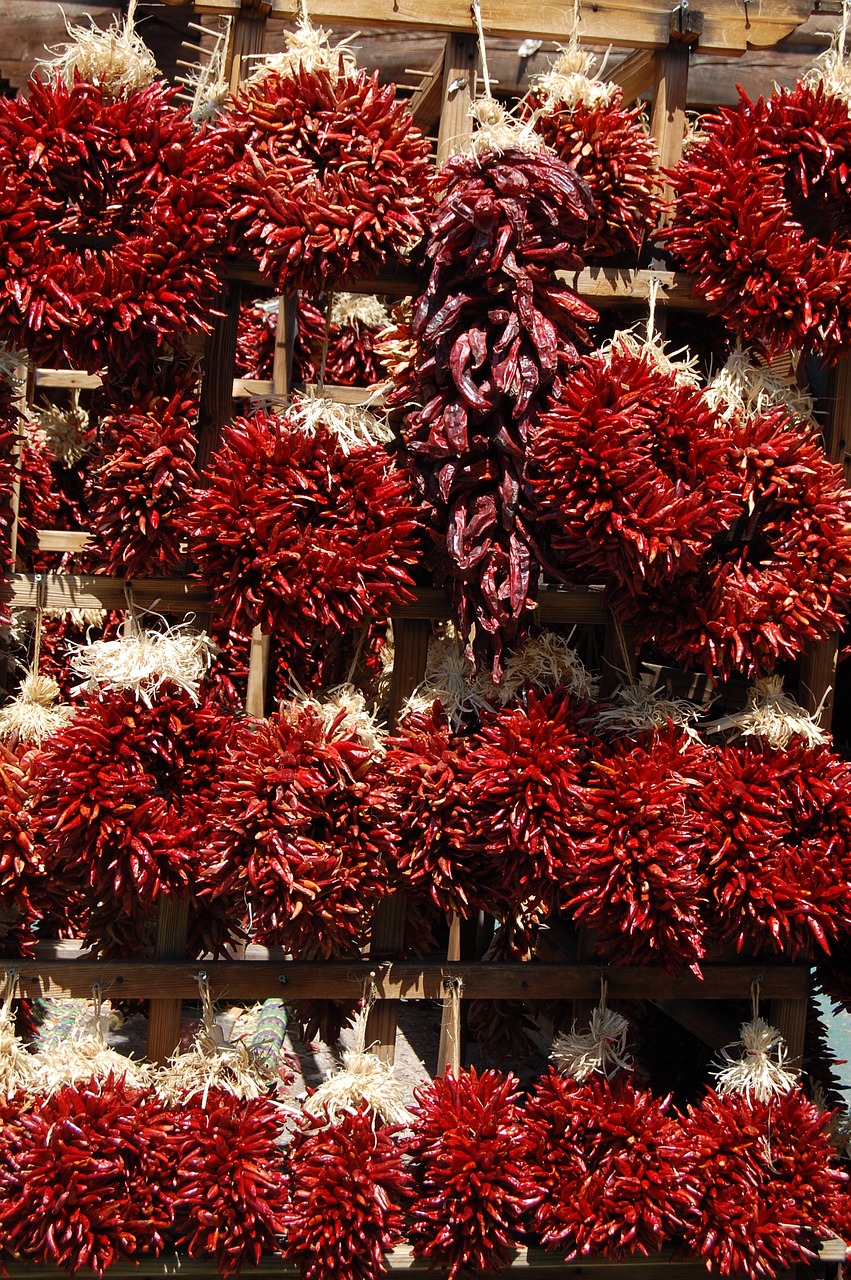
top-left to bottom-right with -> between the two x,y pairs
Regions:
4,2 -> 848,1271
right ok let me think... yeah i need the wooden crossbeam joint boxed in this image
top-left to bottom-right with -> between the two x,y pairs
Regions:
669,1 -> 703,45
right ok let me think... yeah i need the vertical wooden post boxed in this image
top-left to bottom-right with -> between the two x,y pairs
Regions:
436,34 -> 478,166
197,286 -> 242,474
227,9 -> 268,92
147,896 -> 191,1065
366,617 -> 431,1063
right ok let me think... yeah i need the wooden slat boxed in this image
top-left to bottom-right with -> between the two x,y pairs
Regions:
650,41 -> 690,211
36,530 -> 91,553
233,379 -> 389,403
390,586 -> 610,624
245,627 -> 271,717
33,370 -> 102,390
2,573 -> 210,614
196,286 -> 242,473
408,48 -> 445,130
189,0 -> 812,56
610,47 -> 656,102
9,957 -> 810,1002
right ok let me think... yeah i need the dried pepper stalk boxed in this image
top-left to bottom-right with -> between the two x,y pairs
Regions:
563,726 -> 710,973
284,1105 -> 412,1280
682,1087 -> 848,1277
663,79 -> 851,362
217,29 -> 432,294
522,48 -> 661,260
529,337 -> 737,594
406,1068 -> 540,1277
525,1068 -> 700,1259
168,1087 -> 288,1276
186,409 -> 421,649
694,739 -> 851,958
614,404 -> 851,680
455,689 -> 589,917
0,1077 -> 173,1277
200,702 -> 391,957
29,683 -> 238,957
390,137 -> 597,673
0,76 -> 223,370
86,390 -> 199,578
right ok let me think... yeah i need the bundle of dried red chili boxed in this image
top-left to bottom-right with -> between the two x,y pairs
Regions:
0,742 -> 45,955
664,80 -> 851,361
529,339 -> 737,596
380,703 -> 506,918
390,144 -> 597,673
522,74 -> 661,260
681,1087 -> 848,1277
0,76 -> 223,370
693,738 -> 851,959
86,390 -> 199,578
563,726 -> 710,973
406,1067 -> 540,1277
525,1067 -> 700,1260
0,1076 -> 173,1277
168,1087 -> 288,1276
614,404 -> 851,680
455,688 -> 590,918
186,409 -> 421,652
0,377 -> 19,624
283,1105 -> 412,1280
200,702 -> 391,958
29,684 -> 239,958
216,58 -> 432,294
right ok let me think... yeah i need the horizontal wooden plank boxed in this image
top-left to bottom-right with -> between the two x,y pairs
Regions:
2,573 -> 209,614
189,0 -> 811,53
234,379 -> 389,405
392,586 -> 611,624
33,369 -> 101,390
36,530 -> 91,553
8,956 -> 809,1002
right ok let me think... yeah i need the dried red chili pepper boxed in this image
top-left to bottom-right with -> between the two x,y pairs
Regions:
29,684 -> 239,958
186,409 -> 421,650
168,1087 -> 288,1276
86,390 -> 199,579
525,1067 -> 700,1260
0,742 -> 45,955
216,56 -> 432,294
664,80 -> 851,362
522,71 -> 661,260
455,688 -> 589,917
529,339 -> 738,595
0,76 -> 223,370
284,1105 -> 412,1280
389,144 -> 597,673
681,1087 -> 848,1278
0,1076 -> 173,1277
563,726 -> 710,974
199,702 -> 391,958
613,404 -> 851,680
694,738 -> 851,959
406,1067 -> 540,1277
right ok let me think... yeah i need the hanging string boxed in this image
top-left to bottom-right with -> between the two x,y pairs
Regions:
31,574 -> 45,676
470,0 -> 493,100
841,0 -> 849,59
750,975 -> 761,1023
296,0 -> 310,27
645,274 -> 660,347
612,615 -> 633,681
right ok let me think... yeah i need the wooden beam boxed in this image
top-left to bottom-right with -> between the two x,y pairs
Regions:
146,896 -> 190,1066
36,530 -> 91,554
408,48 -> 446,130
14,953 -> 810,1002
390,586 -> 610,624
2,573 -> 210,614
189,0 -> 811,56
610,47 -> 656,102
650,41 -> 691,211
